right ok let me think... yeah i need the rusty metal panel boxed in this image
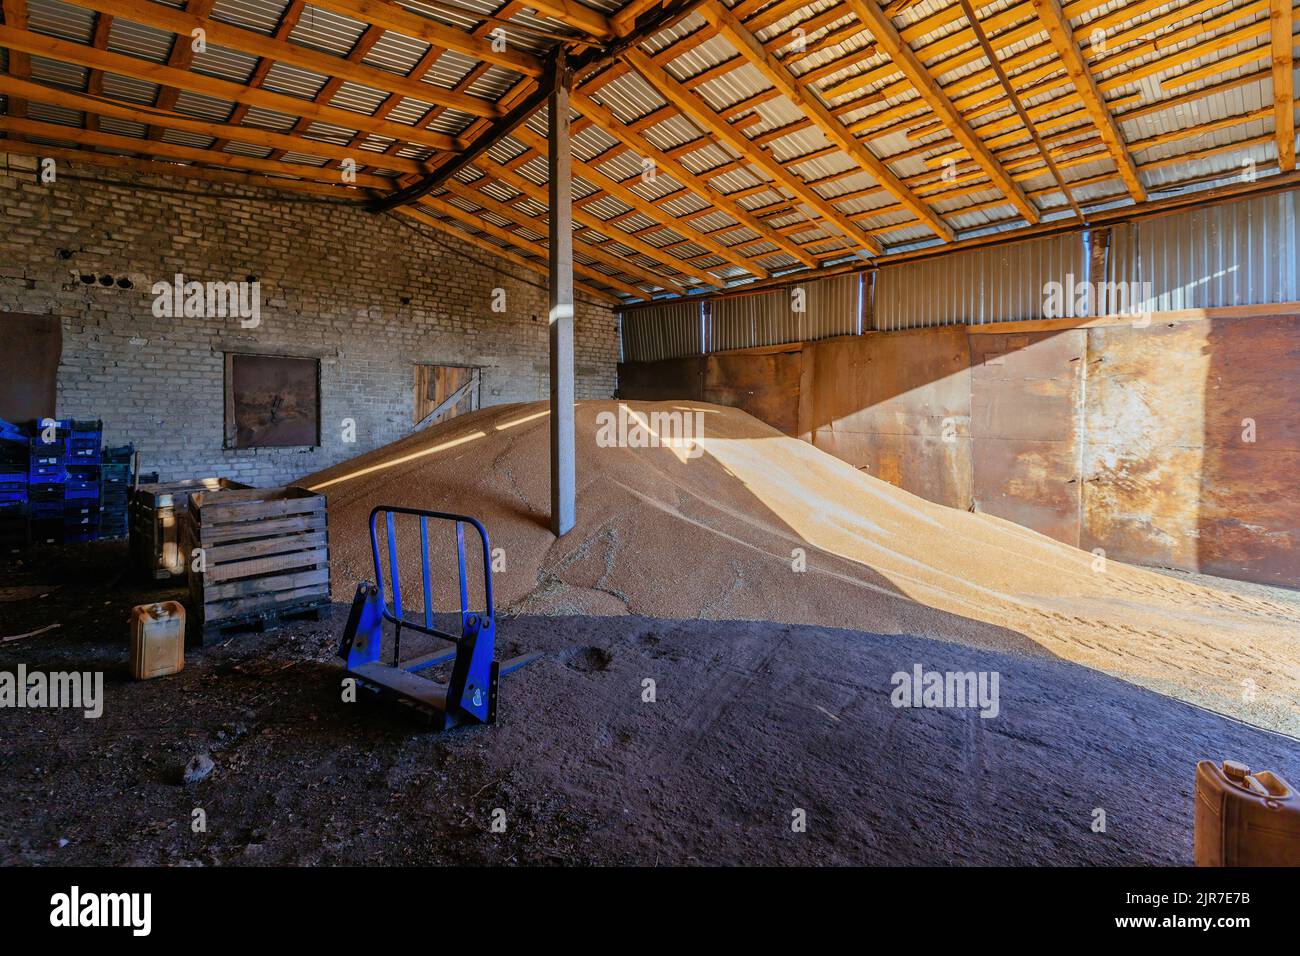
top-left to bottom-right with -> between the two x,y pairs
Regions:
1082,313 -> 1300,586
0,313 -> 61,422
969,330 -> 1085,547
616,356 -> 705,401
704,348 -> 803,436
807,328 -> 972,509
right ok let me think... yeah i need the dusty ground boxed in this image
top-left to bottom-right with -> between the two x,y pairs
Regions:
2,541 -> 1297,866
304,401 -> 1300,736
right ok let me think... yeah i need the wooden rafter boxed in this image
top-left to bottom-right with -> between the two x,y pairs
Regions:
701,0 -> 953,240
1,0 -> 28,121
624,46 -> 884,256
441,177 -> 677,291
396,205 -> 619,304
304,0 -> 542,76
0,74 -> 429,175
509,122 -> 767,278
149,0 -> 217,139
573,89 -> 819,267
415,193 -> 646,298
0,25 -> 464,151
1,137 -> 370,197
1031,0 -> 1145,201
465,154 -> 725,287
846,0 -> 1040,224
82,10 -> 112,132
1270,0 -> 1296,171
58,0 -> 502,120
527,0 -> 613,38
0,114 -> 401,187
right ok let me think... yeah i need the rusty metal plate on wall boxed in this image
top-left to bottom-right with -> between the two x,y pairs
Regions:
1082,314 -> 1300,586
970,329 -> 1085,547
807,328 -> 973,509
617,357 -> 706,402
0,313 -> 61,422
704,349 -> 803,436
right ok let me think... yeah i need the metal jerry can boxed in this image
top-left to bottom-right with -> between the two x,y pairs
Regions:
129,602 -> 186,680
1194,759 -> 1300,866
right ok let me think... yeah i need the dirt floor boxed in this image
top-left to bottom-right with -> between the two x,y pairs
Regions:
304,400 -> 1300,736
2,541 -> 1297,866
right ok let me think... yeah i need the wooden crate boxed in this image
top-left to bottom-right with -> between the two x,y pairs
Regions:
130,478 -> 250,581
185,485 -> 330,644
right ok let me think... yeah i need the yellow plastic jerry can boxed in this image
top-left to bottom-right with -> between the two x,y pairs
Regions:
129,602 -> 186,680
1195,759 -> 1300,866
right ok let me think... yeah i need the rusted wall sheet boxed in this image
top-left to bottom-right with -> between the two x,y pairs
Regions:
621,313 -> 1300,587
616,349 -> 803,436
969,330 -> 1085,547
704,349 -> 803,436
617,356 -> 705,401
0,312 -> 61,422
1083,314 -> 1300,585
806,328 -> 972,509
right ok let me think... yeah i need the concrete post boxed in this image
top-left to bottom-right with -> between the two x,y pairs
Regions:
548,53 -> 576,537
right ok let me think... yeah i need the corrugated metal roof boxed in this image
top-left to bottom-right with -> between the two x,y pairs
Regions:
5,0 -> 1298,304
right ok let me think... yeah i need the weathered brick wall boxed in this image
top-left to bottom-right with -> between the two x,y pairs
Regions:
0,154 -> 619,486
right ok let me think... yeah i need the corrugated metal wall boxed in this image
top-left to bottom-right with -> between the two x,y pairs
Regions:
874,233 -> 1087,330
1107,191 -> 1300,309
622,272 -> 862,361
620,191 -> 1300,358
620,301 -> 701,362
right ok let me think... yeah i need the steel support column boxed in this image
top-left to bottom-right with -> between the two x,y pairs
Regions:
548,52 -> 576,537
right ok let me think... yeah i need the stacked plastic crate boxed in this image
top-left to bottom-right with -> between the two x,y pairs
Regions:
99,445 -> 133,539
27,422 -> 68,545
0,419 -> 28,551
62,420 -> 103,543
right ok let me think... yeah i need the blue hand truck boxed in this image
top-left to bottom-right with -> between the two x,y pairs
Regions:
338,505 -> 539,730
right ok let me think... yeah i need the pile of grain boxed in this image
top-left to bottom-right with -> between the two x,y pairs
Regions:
302,400 -> 1300,734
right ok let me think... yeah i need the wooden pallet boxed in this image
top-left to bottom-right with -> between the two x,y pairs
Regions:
185,485 -> 330,646
130,478 -> 250,581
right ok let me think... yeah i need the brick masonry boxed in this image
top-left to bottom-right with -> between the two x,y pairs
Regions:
0,153 -> 620,486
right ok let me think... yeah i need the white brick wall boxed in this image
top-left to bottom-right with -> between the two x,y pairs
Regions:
0,154 -> 619,486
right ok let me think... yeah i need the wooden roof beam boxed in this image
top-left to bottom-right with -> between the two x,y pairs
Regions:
0,25 -> 463,151
1031,0 -> 1145,201
415,193 -> 647,298
1,0 -> 28,120
58,0 -> 502,119
0,73 -> 430,175
701,0 -> 951,240
0,114 -> 400,187
571,88 -> 817,267
509,122 -> 766,278
304,0 -> 543,77
845,0 -> 1040,225
468,156 -> 726,287
526,0 -> 613,38
397,206 -> 619,304
624,46 -> 883,256
1270,0 -> 1296,171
